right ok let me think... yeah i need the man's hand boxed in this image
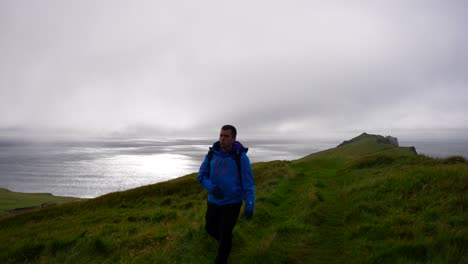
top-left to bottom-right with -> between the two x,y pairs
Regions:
210,186 -> 224,199
244,210 -> 253,220
244,200 -> 254,220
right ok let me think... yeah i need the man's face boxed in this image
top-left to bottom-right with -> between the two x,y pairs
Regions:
219,129 -> 235,151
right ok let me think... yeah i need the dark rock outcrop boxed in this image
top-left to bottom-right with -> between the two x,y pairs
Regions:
409,146 -> 418,155
378,136 -> 399,146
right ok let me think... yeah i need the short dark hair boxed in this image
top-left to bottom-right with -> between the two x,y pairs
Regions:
221,124 -> 237,138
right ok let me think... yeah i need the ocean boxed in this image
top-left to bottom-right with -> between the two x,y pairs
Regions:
0,138 -> 333,198
0,138 -> 466,198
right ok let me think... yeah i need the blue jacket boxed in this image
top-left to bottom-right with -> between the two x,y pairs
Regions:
197,141 -> 255,212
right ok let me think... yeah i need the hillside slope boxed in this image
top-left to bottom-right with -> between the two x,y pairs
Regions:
0,134 -> 466,263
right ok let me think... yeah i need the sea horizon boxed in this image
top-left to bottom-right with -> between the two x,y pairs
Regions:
1,136 -> 467,199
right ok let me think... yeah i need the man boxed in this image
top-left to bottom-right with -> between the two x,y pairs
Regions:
197,125 -> 256,264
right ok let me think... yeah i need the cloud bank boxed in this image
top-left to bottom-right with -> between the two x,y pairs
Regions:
1,0 -> 467,140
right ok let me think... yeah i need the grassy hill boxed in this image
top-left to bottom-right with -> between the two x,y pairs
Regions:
0,133 -> 466,263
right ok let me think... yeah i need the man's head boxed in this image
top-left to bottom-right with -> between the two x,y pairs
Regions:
219,125 -> 237,151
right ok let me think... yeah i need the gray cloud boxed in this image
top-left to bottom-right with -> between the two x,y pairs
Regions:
1,0 -> 467,140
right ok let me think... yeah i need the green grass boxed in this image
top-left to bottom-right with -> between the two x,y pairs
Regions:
0,188 -> 82,217
0,134 -> 467,263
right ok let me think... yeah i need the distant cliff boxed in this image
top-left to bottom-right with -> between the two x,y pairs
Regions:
338,132 -> 399,147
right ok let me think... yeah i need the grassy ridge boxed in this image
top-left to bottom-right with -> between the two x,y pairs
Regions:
297,150 -> 467,263
0,135 -> 466,263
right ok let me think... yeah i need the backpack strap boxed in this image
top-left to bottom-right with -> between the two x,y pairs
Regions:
234,153 -> 242,186
207,149 -> 214,164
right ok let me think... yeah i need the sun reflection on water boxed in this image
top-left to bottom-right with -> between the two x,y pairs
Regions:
107,154 -> 196,177
62,153 -> 199,198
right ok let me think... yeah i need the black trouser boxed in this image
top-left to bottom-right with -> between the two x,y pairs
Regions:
205,202 -> 242,264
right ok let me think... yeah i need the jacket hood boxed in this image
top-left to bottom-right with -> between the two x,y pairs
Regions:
211,141 -> 248,155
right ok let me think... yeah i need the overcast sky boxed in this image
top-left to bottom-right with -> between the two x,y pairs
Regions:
1,0 -> 467,141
